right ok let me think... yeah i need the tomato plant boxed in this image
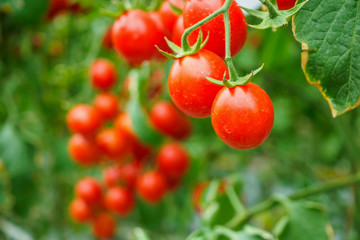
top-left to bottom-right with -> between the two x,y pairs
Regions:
1,0 -> 360,239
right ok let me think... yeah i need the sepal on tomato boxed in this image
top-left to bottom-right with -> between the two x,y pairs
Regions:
205,64 -> 264,88
156,30 -> 209,59
240,0 -> 308,30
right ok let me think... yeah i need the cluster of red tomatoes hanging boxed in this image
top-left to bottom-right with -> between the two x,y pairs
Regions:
66,0 -> 299,238
66,57 -> 193,238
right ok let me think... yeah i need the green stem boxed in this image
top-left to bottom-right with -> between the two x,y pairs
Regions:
181,0 -> 234,52
260,0 -> 279,18
227,172 -> 360,229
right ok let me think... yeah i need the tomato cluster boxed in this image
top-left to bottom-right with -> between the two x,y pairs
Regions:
165,0 -> 274,150
67,56 -> 192,238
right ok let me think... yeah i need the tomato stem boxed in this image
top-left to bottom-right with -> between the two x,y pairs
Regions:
181,0 -> 234,52
259,0 -> 279,19
226,171 -> 360,229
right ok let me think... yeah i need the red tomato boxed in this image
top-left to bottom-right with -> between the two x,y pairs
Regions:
90,59 -> 117,90
191,181 -> 209,212
159,0 -> 185,35
66,105 -> 102,134
276,0 -> 297,10
183,0 -> 247,58
112,10 -> 166,66
46,0 -> 69,20
69,198 -> 93,222
114,112 -> 153,160
136,171 -> 167,204
211,83 -> 274,150
102,26 -> 113,49
105,186 -> 135,216
150,101 -> 192,140
92,213 -> 116,239
96,128 -> 128,159
172,15 -> 185,46
168,49 -> 227,118
156,142 -> 190,179
75,177 -> 103,206
103,162 -> 142,188
94,92 -> 119,120
68,134 -> 100,166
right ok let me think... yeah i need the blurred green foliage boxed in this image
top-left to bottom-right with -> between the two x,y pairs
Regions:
0,1 -> 359,240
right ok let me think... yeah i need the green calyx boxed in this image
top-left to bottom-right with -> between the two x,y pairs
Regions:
100,0 -> 162,18
240,0 -> 308,30
156,30 -> 209,60
206,64 -> 264,88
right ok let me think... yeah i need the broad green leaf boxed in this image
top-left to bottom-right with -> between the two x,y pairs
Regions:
274,200 -> 333,240
293,0 -> 360,117
0,124 -> 33,177
5,0 -> 49,26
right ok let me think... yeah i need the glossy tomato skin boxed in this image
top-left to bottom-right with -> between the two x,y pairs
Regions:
90,59 -> 117,90
159,0 -> 185,35
150,101 -> 192,140
157,142 -> 190,179
211,83 -> 274,150
183,0 -> 247,58
75,177 -> 103,206
69,198 -> 93,222
92,213 -> 116,239
94,92 -> 119,120
276,0 -> 297,10
112,10 -> 166,66
168,50 -> 227,118
68,134 -> 100,166
105,186 -> 135,216
136,171 -> 167,204
172,15 -> 185,47
66,105 -> 103,134
96,128 -> 128,159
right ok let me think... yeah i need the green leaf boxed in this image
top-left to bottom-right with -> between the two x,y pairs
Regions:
274,200 -> 333,240
127,69 -> 164,146
293,0 -> 360,117
0,124 -> 33,177
5,0 -> 49,26
215,226 -> 275,240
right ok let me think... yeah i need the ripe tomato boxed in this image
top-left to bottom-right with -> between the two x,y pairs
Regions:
159,0 -> 185,35
156,142 -> 190,179
114,112 -> 153,160
103,162 -> 142,188
168,49 -> 227,118
46,0 -> 69,20
172,15 -> 185,46
136,171 -> 167,204
90,59 -> 117,90
183,0 -> 247,58
96,128 -> 128,159
150,101 -> 192,140
112,10 -> 166,66
75,177 -> 103,206
68,134 -> 100,165
276,0 -> 297,10
94,92 -> 119,120
92,213 -> 116,239
211,83 -> 274,150
191,181 -> 209,212
66,105 -> 102,134
105,186 -> 135,216
69,198 -> 93,222
102,26 -> 113,49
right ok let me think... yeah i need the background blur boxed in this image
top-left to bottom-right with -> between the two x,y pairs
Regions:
0,0 -> 360,239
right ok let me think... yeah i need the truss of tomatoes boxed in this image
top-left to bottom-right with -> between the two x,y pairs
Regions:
67,57 -> 192,238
